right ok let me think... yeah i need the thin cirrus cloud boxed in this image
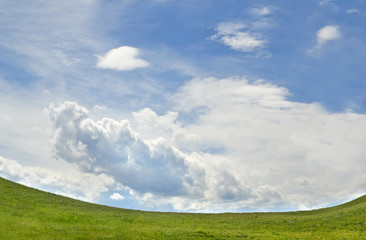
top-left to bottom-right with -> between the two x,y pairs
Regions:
346,9 -> 360,14
209,22 -> 267,53
97,46 -> 149,71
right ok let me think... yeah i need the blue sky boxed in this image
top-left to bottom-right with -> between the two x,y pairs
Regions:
1,0 -> 366,212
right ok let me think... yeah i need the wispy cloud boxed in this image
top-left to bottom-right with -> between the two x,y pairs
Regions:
346,9 -> 360,14
0,0 -> 101,78
251,6 -> 272,16
209,22 -> 267,54
97,46 -> 149,71
319,0 -> 338,10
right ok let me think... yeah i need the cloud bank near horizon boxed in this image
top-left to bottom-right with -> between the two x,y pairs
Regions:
2,77 -> 364,212
0,156 -> 117,201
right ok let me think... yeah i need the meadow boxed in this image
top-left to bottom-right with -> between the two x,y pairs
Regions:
1,176 -> 365,239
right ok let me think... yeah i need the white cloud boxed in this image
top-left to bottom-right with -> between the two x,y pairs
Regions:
46,102 -> 204,197
215,22 -> 247,35
251,6 -> 271,16
169,77 -> 366,211
319,0 -> 338,9
209,22 -> 267,53
317,25 -> 341,47
346,9 -> 360,14
309,25 -> 341,53
319,0 -> 332,6
132,108 -> 180,141
110,192 -> 124,200
97,46 -> 149,71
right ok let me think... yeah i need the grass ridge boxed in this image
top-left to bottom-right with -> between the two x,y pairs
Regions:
1,176 -> 365,239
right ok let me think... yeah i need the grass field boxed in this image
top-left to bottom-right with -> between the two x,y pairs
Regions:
1,176 -> 365,239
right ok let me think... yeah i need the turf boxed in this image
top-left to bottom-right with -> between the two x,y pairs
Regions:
1,176 -> 365,239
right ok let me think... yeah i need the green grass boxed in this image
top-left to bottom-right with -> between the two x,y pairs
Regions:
1,177 -> 365,239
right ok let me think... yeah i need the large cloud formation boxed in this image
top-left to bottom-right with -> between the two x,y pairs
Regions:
47,102 -> 205,197
40,77 -> 366,212
172,77 -> 366,210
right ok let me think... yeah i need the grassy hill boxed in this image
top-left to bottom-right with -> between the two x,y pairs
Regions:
0,177 -> 365,239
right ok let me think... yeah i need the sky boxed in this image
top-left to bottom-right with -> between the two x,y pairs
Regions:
0,0 -> 366,213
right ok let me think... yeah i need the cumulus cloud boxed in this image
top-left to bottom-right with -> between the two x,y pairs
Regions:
316,25 -> 341,47
132,108 -> 180,141
46,102 -> 204,197
209,22 -> 267,53
110,192 -> 124,200
97,46 -> 149,71
308,25 -> 341,53
44,101 -> 269,212
308,25 -> 341,54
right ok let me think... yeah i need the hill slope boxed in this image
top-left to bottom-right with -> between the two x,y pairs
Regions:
0,177 -> 365,239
